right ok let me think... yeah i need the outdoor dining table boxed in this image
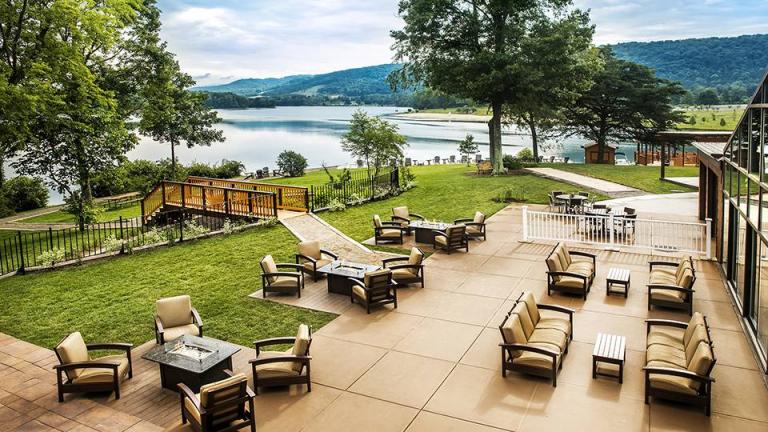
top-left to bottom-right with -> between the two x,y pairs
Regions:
555,194 -> 588,214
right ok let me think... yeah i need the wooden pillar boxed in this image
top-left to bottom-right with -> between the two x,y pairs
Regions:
660,142 -> 666,179
699,164 -> 707,220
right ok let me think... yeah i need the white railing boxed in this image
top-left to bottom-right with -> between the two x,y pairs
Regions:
522,206 -> 712,258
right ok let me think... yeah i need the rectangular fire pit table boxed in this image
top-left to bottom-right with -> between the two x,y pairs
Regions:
592,333 -> 626,383
316,260 -> 381,295
142,335 -> 241,393
409,220 -> 450,244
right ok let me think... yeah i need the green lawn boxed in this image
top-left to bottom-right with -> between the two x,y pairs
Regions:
0,225 -> 335,348
676,106 -> 743,131
21,203 -> 141,224
543,163 -> 699,195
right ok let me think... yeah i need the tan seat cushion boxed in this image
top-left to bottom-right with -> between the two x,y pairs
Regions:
648,368 -> 698,395
536,314 -> 571,338
73,354 -> 130,384
392,268 -> 420,282
184,393 -> 203,423
373,215 -> 383,228
56,332 -> 90,379
528,328 -> 567,351
647,344 -> 687,369
268,275 -> 300,290
291,324 -> 311,372
650,271 -> 677,285
298,241 -> 322,260
514,343 -> 561,369
261,255 -> 279,283
648,327 -> 686,349
393,206 -> 410,221
156,295 -> 193,328
302,259 -> 332,271
519,292 -> 540,324
650,288 -> 686,303
567,261 -> 593,277
554,276 -> 587,290
163,324 -> 200,342
466,225 -> 482,235
512,303 -> 536,339
473,211 -> 485,224
435,235 -> 447,246
380,228 -> 402,238
254,358 -> 300,379
352,284 -> 367,299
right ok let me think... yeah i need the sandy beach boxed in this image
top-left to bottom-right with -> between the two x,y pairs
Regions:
389,111 -> 492,123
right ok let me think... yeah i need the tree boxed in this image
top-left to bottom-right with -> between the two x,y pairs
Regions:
276,151 -> 308,177
697,88 -> 720,105
391,0 -> 589,174
3,176 -> 48,211
563,48 -> 686,163
341,110 -> 407,178
457,134 -> 479,165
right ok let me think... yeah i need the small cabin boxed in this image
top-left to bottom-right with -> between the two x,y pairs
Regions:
584,143 -> 617,164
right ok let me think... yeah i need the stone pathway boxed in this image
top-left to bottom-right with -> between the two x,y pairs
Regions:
525,167 -> 642,196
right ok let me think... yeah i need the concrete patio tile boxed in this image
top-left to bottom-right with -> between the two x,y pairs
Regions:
428,253 -> 490,273
571,310 -> 648,352
466,239 -> 506,257
406,411 -> 509,432
425,364 -> 534,431
422,268 -> 472,292
73,405 -> 142,432
394,317 -> 483,362
711,365 -> 768,422
579,289 -> 654,319
498,242 -> 556,261
487,300 -> 516,329
694,299 -> 742,332
302,392 -> 417,432
253,383 -> 342,432
518,381 -> 649,432
709,328 -> 760,370
426,292 -> 504,326
522,260 -> 550,281
124,421 -> 164,432
14,419 -> 58,431
453,274 -> 522,299
649,404 -> 768,431
690,277 -> 730,303
477,257 -> 532,278
310,335 -> 387,389
315,308 -> 424,349
460,328 -> 502,371
349,351 -> 454,408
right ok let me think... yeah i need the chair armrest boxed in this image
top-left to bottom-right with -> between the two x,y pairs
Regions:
321,249 -> 339,260
276,263 -> 305,271
432,230 -> 448,237
296,253 -> 316,264
254,337 -> 296,349
453,218 -> 473,224
391,216 -> 410,223
155,316 -> 165,334
388,264 -> 422,271
548,271 -> 588,280
647,284 -> 694,293
382,256 -> 409,267
86,343 -> 133,352
381,221 -> 406,228
191,307 -> 203,328
463,222 -> 485,228
178,383 -> 205,415
349,278 -> 367,290
643,366 -> 715,383
54,360 -> 121,371
500,343 -> 559,357
264,271 -> 303,279
645,319 -> 688,328
536,303 -> 575,316
649,261 -> 679,269
569,251 -> 596,263
410,213 -> 425,220
249,355 -> 312,367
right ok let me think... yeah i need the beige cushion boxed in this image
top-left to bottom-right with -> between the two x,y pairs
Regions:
512,302 -> 535,339
373,214 -> 383,228
473,211 -> 485,224
56,332 -> 90,379
500,314 -> 527,358
303,258 -> 332,272
684,326 -> 709,362
466,225 -> 482,235
683,313 -> 705,345
200,373 -> 248,407
555,276 -> 587,290
536,315 -> 571,337
515,343 -> 561,369
261,255 -> 279,283
435,235 -> 447,246
650,288 -> 686,303
352,283 -> 367,299
648,327 -> 686,349
392,268 -> 420,282
677,268 -> 694,288
559,244 -> 573,266
407,248 -> 423,269
647,344 -> 687,369
528,328 -> 567,351
567,261 -> 594,277
156,295 -> 193,329
291,324 -> 311,372
298,241 -> 322,260
648,367 -> 698,396
184,393 -> 203,423
164,324 -> 199,342
650,271 -> 677,285
393,206 -> 410,220
269,275 -> 300,289
380,228 -> 401,238
519,292 -> 540,324
72,354 -> 129,384
686,342 -> 714,389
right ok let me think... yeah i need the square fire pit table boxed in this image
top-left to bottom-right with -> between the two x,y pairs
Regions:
409,220 -> 450,244
316,260 -> 381,295
142,335 -> 241,393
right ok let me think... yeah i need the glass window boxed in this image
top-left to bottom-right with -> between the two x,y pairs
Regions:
738,121 -> 750,169
735,214 -> 747,308
758,241 -> 768,356
750,109 -> 762,175
748,177 -> 760,222
738,171 -> 749,212
723,198 -> 730,272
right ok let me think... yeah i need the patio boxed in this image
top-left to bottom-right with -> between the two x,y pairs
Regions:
1,205 -> 767,431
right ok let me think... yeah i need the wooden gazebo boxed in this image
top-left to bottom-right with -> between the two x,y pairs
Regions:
639,131 -> 732,179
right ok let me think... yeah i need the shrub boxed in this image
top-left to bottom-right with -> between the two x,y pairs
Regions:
276,150 -> 308,177
183,220 -> 210,239
494,186 -> 527,203
63,192 -> 103,225
37,248 -> 67,268
4,176 -> 48,211
516,148 -> 535,162
326,198 -> 346,212
214,159 -> 246,178
502,155 -> 523,171
140,227 -> 167,246
102,236 -> 125,253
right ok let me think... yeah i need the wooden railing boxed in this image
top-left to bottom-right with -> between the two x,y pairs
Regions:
186,176 -> 309,212
141,181 -> 278,223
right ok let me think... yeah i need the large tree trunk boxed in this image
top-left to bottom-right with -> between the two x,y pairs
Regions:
597,137 -> 606,164
0,154 -> 5,187
76,140 -> 92,231
527,115 -> 539,161
170,141 -> 176,179
489,100 -> 504,174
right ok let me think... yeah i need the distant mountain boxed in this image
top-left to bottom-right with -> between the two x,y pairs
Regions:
197,74 -> 310,95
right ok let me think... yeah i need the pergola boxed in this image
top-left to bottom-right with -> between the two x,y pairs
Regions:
640,131 -> 732,179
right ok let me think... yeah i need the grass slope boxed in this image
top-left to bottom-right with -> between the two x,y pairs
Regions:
21,203 -> 141,224
544,163 -> 699,194
0,225 -> 335,348
676,106 -> 742,131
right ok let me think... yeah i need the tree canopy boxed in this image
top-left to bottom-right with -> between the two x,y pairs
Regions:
341,110 -> 407,178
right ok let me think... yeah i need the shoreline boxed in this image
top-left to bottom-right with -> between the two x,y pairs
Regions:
388,112 -> 491,123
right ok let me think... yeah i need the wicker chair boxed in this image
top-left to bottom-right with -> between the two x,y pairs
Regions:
382,247 -> 425,287
260,255 -> 304,298
249,324 -> 312,395
179,370 -> 256,432
455,212 -> 486,241
295,241 -> 338,282
433,224 -> 468,253
373,214 -> 407,245
54,332 -> 133,402
154,295 -> 203,344
350,269 -> 398,313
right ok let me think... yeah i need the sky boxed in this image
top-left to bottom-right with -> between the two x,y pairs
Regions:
157,0 -> 768,86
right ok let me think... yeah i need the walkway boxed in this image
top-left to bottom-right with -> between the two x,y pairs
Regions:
598,192 -> 700,221
525,167 -> 641,196
666,176 -> 699,189
1,205 -> 767,431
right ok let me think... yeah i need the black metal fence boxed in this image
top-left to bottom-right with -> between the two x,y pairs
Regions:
0,203 -> 261,275
310,167 -> 400,211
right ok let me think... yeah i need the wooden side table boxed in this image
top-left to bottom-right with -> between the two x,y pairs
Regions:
592,333 -> 626,383
606,267 -> 630,298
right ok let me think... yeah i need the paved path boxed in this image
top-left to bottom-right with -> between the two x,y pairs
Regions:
598,192 -> 700,221
525,167 -> 642,196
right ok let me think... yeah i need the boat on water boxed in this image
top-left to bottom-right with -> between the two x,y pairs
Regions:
615,152 -> 632,166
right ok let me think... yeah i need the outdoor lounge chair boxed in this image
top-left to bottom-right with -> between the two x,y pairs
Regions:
382,247 -> 425,287
154,295 -> 203,344
391,206 -> 424,233
54,332 -> 133,402
545,243 -> 595,299
644,313 -> 715,415
433,224 -> 468,253
179,370 -> 256,432
373,214 -> 407,244
455,211 -> 486,241
498,293 -> 574,387
295,240 -> 338,281
249,324 -> 312,395
648,257 -> 696,315
350,269 -> 398,314
260,255 -> 304,298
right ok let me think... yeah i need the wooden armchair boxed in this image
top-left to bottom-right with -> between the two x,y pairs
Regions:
382,247 -> 425,287
260,255 -> 304,298
249,324 -> 312,394
545,243 -> 595,299
154,295 -> 203,344
455,211 -> 487,241
295,240 -> 338,281
179,370 -> 256,432
54,332 -> 133,402
391,206 -> 424,233
350,269 -> 398,314
648,257 -> 696,315
373,214 -> 407,245
433,224 -> 469,253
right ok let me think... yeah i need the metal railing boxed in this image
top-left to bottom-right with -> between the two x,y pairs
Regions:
521,206 -> 712,258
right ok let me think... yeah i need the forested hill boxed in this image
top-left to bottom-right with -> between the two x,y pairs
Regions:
611,34 -> 768,103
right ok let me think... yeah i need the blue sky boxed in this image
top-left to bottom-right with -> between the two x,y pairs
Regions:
157,0 -> 768,85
